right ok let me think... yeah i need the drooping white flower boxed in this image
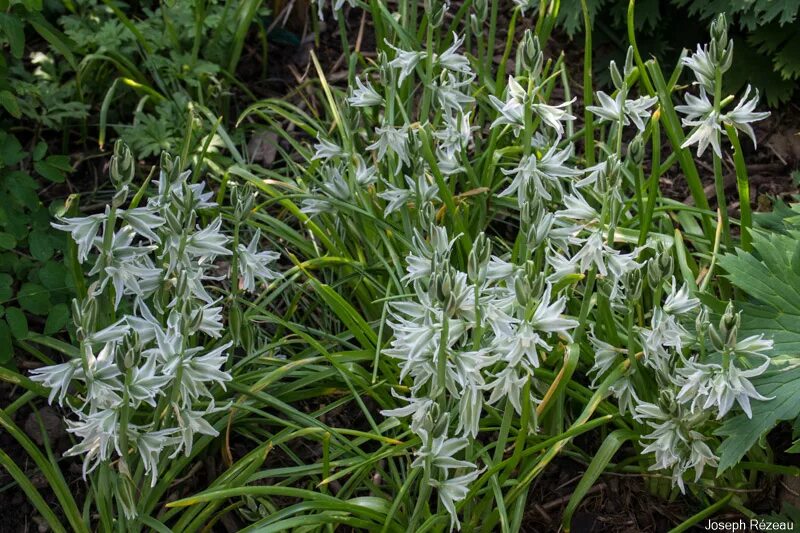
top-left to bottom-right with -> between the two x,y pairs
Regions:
52,214 -> 104,263
663,277 -> 700,315
586,90 -> 657,131
237,229 -> 280,293
347,76 -> 383,108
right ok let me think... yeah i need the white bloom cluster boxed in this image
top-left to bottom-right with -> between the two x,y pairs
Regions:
31,148 -> 280,514
676,15 -> 769,157
297,8 -> 775,521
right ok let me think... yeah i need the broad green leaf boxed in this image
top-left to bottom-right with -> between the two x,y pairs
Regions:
716,228 -> 800,470
43,303 -> 69,335
17,282 -> 50,315
28,231 -> 54,261
0,90 -> 21,119
38,261 -> 67,290
4,307 -> 27,339
0,273 -> 11,302
0,13 -> 24,58
719,229 -> 800,358
0,232 -> 16,250
34,161 -> 66,183
715,367 -> 800,471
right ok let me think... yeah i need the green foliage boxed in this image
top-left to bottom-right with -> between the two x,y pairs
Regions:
559,0 -> 800,105
0,131 -> 73,364
716,223 -> 800,469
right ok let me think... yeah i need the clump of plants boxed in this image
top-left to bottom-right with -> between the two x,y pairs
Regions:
3,1 -> 798,532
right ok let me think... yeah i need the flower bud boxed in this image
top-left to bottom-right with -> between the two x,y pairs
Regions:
514,272 -> 530,307
474,0 -> 488,20
625,268 -> 643,300
468,232 -> 491,283
517,31 -> 543,79
609,60 -> 624,91
628,135 -> 644,166
232,184 -> 256,223
110,140 -> 134,192
424,0 -> 448,28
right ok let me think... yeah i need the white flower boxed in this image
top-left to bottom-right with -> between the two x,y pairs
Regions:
429,468 -> 483,530
64,409 -> 120,478
498,145 -> 580,203
367,124 -> 411,171
663,278 -> 699,315
675,356 -> 772,418
386,41 -> 425,84
237,229 -> 280,293
311,136 -> 344,161
128,355 -> 171,408
186,217 -> 232,259
119,207 -> 165,243
30,360 -> 80,405
52,214 -> 104,263
586,90 -> 657,131
172,404 -> 221,457
435,33 -> 471,74
347,77 -> 383,107
723,85 -> 769,148
412,429 -> 475,472
133,428 -> 178,487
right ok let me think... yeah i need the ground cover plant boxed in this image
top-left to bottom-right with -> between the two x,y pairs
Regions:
1,0 -> 799,531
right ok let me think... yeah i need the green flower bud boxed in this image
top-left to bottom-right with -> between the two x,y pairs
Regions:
628,135 -> 644,166
468,232 -> 491,283
517,31 -> 543,79
609,60 -> 624,91
110,140 -> 135,191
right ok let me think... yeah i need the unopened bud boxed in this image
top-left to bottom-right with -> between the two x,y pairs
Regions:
517,31 -> 543,79
110,140 -> 134,191
628,136 -> 644,166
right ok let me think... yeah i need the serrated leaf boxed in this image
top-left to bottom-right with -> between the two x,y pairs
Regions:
4,307 -> 27,339
719,229 -> 800,357
716,367 -> 800,471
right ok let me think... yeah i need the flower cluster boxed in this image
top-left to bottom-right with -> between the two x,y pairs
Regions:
31,144 -> 279,516
676,14 -> 769,157
295,5 -> 775,525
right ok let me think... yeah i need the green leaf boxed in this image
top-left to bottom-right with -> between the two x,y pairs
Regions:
38,261 -> 67,290
716,367 -> 800,471
0,273 -> 12,303
719,229 -> 800,358
17,283 -> 50,315
32,141 -> 47,162
0,320 -> 11,364
0,13 -> 25,59
0,90 -> 21,119
34,161 -> 66,183
28,231 -> 54,261
4,307 -> 27,339
0,232 -> 16,250
43,303 -> 69,335
716,227 -> 800,470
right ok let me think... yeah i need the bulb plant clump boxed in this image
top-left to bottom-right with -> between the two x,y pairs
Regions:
13,1 -> 793,531
30,142 -> 280,519
281,3 -> 778,530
